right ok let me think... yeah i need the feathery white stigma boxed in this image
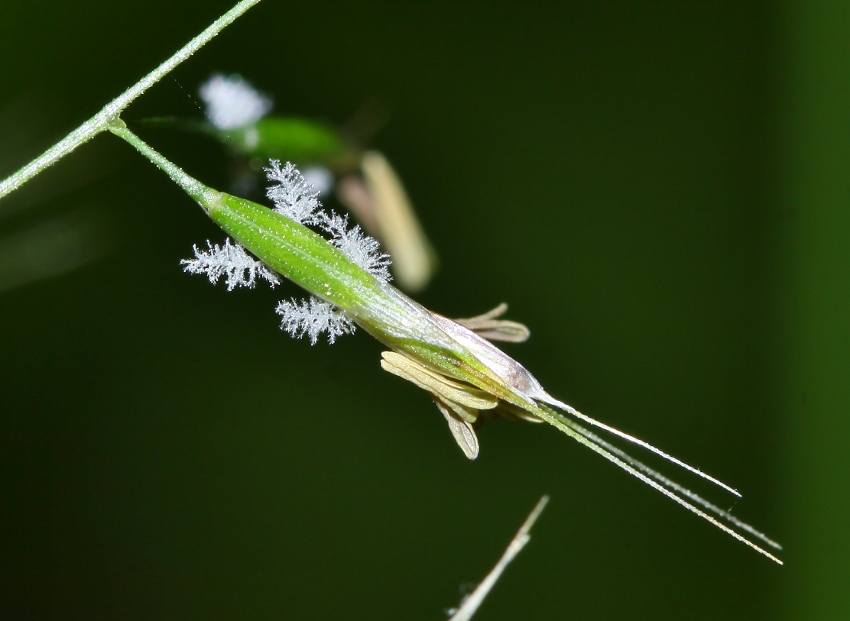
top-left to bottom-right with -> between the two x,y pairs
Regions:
181,238 -> 279,290
199,73 -> 272,130
276,296 -> 356,345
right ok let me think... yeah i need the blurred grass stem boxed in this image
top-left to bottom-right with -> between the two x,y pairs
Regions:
448,495 -> 549,621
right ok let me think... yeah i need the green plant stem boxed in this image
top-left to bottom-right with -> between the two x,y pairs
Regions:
108,120 -> 219,208
0,0 -> 263,202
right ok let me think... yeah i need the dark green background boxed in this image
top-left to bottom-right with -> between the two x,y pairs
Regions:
1,1 -> 848,619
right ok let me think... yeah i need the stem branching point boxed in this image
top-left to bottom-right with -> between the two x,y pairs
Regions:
0,0 -> 263,202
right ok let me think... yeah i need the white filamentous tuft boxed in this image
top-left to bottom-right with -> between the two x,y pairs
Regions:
264,160 -> 322,225
181,238 -> 280,291
199,73 -> 272,130
319,212 -> 392,282
276,296 -> 356,345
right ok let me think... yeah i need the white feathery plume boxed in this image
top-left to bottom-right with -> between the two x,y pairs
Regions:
264,160 -> 322,225
199,73 -> 272,130
181,238 -> 279,290
319,212 -> 392,282
276,296 -> 356,345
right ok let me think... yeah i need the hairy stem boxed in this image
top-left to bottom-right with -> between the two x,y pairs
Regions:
0,0 -> 263,201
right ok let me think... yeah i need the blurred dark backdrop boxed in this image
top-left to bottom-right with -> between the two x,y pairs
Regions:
1,1 -> 848,619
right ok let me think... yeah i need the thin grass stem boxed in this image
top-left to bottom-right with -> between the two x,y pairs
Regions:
0,0 -> 262,201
